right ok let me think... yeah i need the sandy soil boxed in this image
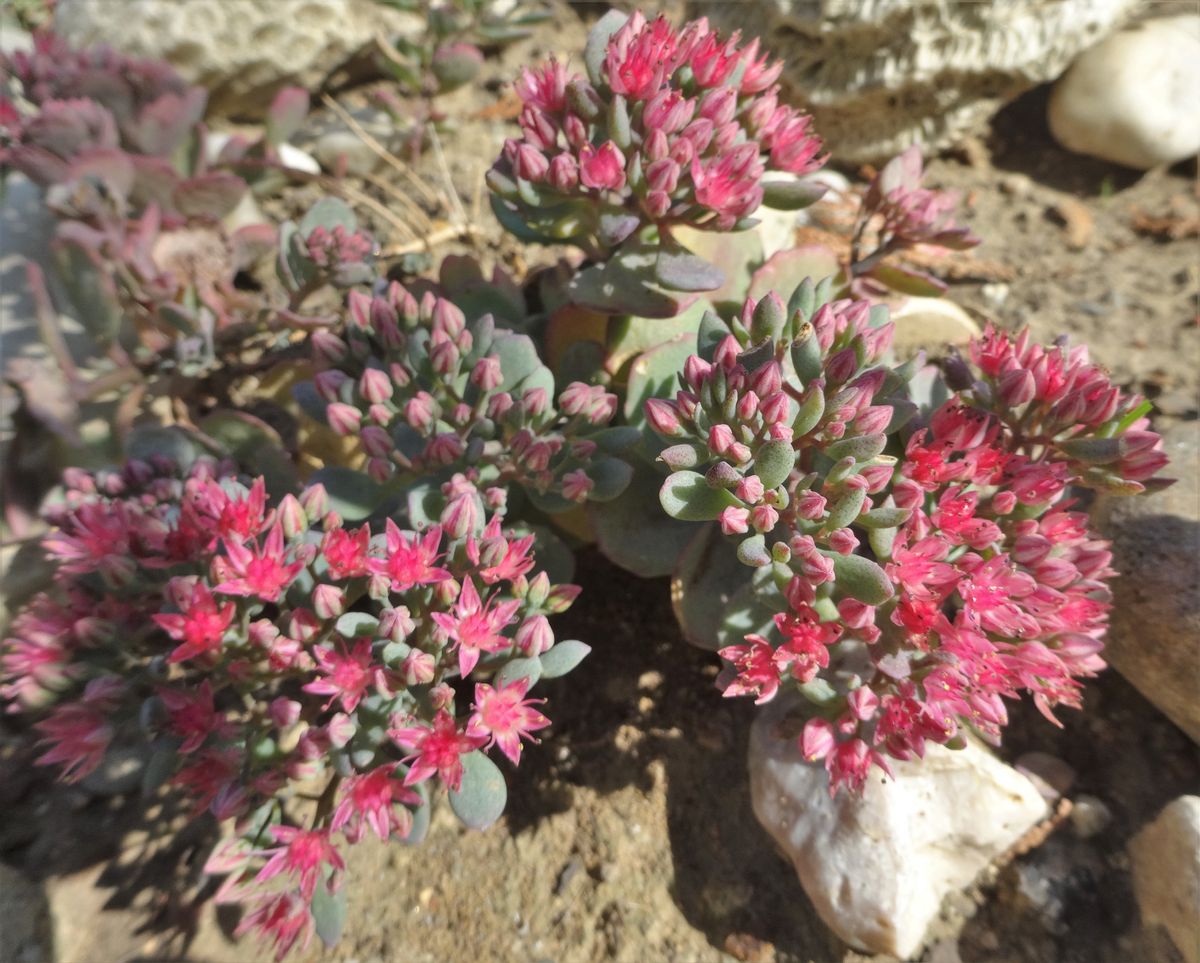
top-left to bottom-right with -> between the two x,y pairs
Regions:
1,4 -> 1198,963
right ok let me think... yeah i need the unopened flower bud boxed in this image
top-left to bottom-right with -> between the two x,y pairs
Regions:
515,615 -> 554,656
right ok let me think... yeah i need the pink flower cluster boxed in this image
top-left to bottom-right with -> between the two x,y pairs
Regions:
490,11 -> 825,247
2,455 -> 583,957
311,281 -> 621,507
649,291 -> 1169,794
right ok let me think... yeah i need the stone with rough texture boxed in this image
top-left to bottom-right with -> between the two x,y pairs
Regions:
1130,796 -> 1200,963
749,700 -> 1048,959
1093,423 -> 1200,743
701,0 -> 1139,164
889,296 -> 981,359
0,863 -> 49,963
52,0 -> 423,118
1048,16 -> 1200,170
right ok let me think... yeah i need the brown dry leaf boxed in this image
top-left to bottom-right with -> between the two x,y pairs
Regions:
1130,197 -> 1200,240
474,89 -> 523,122
1048,197 -> 1094,250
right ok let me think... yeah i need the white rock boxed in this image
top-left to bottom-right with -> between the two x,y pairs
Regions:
889,296 -> 981,359
749,701 -> 1048,959
754,170 -> 852,259
1130,796 -> 1200,963
52,0 -> 424,118
701,0 -> 1139,163
1048,16 -> 1200,170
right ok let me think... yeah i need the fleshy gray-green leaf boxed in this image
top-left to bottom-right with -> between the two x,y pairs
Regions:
449,751 -> 508,829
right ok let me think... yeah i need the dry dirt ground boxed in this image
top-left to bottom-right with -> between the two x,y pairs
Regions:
1,4 -> 1198,963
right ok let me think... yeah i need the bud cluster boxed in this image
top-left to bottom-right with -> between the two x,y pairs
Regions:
488,11 -> 825,253
310,281 -> 624,508
649,283 -> 1170,794
1,454 -> 585,957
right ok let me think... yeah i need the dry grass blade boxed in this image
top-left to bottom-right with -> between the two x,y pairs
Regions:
321,91 -> 441,208
380,223 -> 483,258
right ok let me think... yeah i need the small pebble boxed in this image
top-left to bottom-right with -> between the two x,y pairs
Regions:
1070,794 -> 1114,839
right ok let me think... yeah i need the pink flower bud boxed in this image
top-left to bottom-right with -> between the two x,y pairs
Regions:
720,506 -> 750,535
429,684 -> 456,710
737,391 -> 760,421
277,494 -> 308,539
358,367 -> 393,404
311,329 -> 349,364
645,398 -> 685,437
487,392 -> 515,420
522,387 -> 549,416
801,717 -> 836,761
709,423 -> 736,455
313,369 -> 349,402
847,686 -> 878,721
401,650 -> 436,686
469,355 -> 503,391
300,484 -> 328,522
360,425 -> 393,459
562,469 -> 594,503
326,402 -> 362,437
269,697 -> 301,728
379,606 -> 415,643
406,392 -> 436,432
366,458 -> 392,484
440,492 -> 482,539
547,153 -> 579,191
751,504 -> 779,532
828,527 -> 860,554
509,140 -> 549,181
645,158 -> 681,194
760,391 -> 790,425
698,86 -> 737,125
515,615 -> 554,656
579,140 -> 626,191
736,475 -> 765,503
991,490 -> 1018,514
430,339 -> 460,375
998,368 -> 1036,407
643,128 -> 670,162
327,713 -> 356,748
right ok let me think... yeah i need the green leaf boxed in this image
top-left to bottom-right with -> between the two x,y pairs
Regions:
654,245 -> 724,293
584,10 -> 629,87
311,872 -> 347,948
336,613 -> 380,637
495,656 -> 542,689
539,639 -> 591,679
831,552 -> 894,605
824,433 -> 887,463
198,410 -> 298,497
569,250 -> 690,318
589,464 -> 698,577
791,387 -> 826,437
623,334 -> 697,431
736,533 -> 771,567
868,525 -> 898,561
126,425 -> 199,467
588,457 -> 634,503
299,197 -> 357,237
754,440 -> 797,490
760,178 -> 828,211
825,487 -> 867,530
671,523 -> 752,650
449,751 -> 508,829
859,506 -> 912,529
660,471 -> 737,521
868,262 -> 947,298
671,227 -> 764,313
309,466 -> 384,522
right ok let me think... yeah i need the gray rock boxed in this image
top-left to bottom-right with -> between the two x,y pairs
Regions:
1048,16 -> 1200,170
0,863 -> 50,963
1130,796 -> 1200,963
701,0 -> 1140,164
1093,423 -> 1200,742
52,0 -> 424,118
748,699 -> 1048,959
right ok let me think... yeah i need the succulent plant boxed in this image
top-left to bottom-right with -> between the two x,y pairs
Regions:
2,444 -> 588,958
642,277 -> 1169,793
488,11 -> 828,317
